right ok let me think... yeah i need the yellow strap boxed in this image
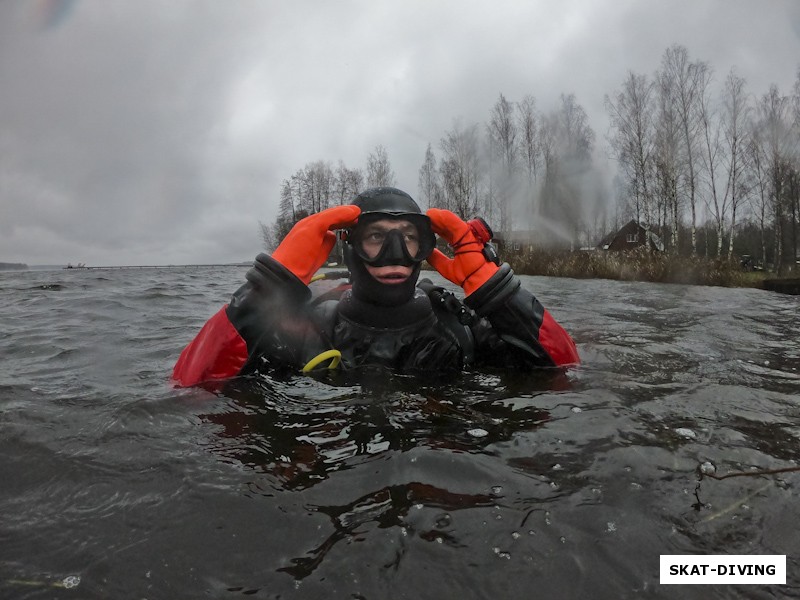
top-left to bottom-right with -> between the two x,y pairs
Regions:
302,349 -> 342,373
310,273 -> 326,283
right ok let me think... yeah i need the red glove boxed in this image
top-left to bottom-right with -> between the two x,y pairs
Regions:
272,205 -> 361,285
426,209 -> 500,296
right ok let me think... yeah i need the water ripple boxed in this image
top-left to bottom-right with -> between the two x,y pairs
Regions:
1,267 -> 798,598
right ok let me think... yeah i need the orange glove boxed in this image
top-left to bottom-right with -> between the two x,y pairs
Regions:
272,205 -> 361,285
426,209 -> 500,296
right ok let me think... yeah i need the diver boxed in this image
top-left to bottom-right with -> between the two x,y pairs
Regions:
172,187 -> 580,386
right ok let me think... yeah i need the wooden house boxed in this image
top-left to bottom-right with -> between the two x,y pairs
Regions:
493,231 -> 536,255
597,220 -> 664,252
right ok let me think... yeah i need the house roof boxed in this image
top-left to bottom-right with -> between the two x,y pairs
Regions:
598,220 -> 664,251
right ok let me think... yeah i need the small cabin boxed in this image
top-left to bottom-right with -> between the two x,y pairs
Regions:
493,230 -> 536,255
598,220 -> 664,252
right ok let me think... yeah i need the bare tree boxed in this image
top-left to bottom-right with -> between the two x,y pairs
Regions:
538,94 -> 595,248
757,84 -> 795,273
304,160 -> 335,213
790,69 -> 800,268
259,221 -> 277,252
697,64 -> 729,257
720,69 -> 751,259
439,120 -> 483,219
333,161 -> 364,204
660,45 -> 708,255
418,143 -> 442,210
746,131 -> 770,265
487,93 -> 518,232
788,167 -> 799,269
654,62 -> 683,252
517,95 -> 541,229
539,111 -> 559,204
605,71 -> 656,228
278,179 -> 296,221
366,145 -> 396,188
795,68 -> 800,127
272,179 -> 299,244
517,95 -> 540,186
559,93 -> 596,164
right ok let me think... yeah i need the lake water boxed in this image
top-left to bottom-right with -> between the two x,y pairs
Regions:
1,265 -> 798,599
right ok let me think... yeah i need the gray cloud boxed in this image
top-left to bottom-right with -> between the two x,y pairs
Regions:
1,0 -> 798,265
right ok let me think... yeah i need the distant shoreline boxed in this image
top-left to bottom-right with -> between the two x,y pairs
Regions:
62,262 -> 253,270
503,249 -> 799,291
0,262 -> 28,271
0,262 -> 252,272
4,258 -> 797,294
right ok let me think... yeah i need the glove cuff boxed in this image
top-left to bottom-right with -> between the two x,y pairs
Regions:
246,253 -> 311,302
463,262 -> 519,316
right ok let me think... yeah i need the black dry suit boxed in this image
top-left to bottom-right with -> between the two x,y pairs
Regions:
171,188 -> 579,386
224,253 -> 560,376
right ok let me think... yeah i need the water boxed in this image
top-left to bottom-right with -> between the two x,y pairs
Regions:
1,265 -> 798,599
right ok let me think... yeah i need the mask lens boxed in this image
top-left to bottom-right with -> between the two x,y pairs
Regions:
349,214 -> 434,265
361,229 -> 418,257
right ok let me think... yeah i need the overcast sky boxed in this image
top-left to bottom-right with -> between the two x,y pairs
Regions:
1,0 -> 799,266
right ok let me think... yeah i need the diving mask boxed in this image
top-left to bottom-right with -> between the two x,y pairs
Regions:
347,213 -> 435,267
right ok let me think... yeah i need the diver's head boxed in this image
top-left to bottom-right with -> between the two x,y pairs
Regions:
344,187 -> 435,306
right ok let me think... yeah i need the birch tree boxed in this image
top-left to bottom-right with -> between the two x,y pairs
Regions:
487,93 -> 518,232
790,69 -> 800,266
605,71 -> 656,227
273,179 -> 299,244
418,143 -> 443,210
366,145 -> 396,188
517,95 -> 541,228
260,221 -> 277,252
538,111 -> 560,226
757,85 -> 794,273
654,63 -> 683,252
788,167 -> 799,267
660,45 -> 708,255
333,161 -> 364,204
540,94 -> 595,248
305,161 -> 335,213
746,131 -> 770,264
697,65 -> 729,257
517,95 -> 540,186
439,120 -> 483,219
720,69 -> 751,259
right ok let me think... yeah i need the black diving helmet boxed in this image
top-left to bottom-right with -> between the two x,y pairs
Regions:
345,188 -> 435,267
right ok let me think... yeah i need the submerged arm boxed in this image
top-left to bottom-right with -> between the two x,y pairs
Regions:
425,208 -> 579,369
464,263 -> 580,368
171,254 -> 311,387
172,205 -> 360,387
